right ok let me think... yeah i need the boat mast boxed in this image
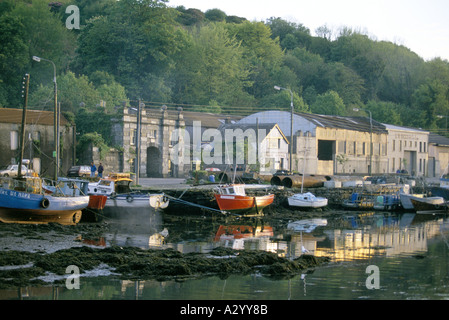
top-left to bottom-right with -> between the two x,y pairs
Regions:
18,73 -> 30,179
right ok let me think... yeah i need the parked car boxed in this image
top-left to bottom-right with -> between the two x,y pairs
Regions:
67,165 -> 91,177
0,164 -> 34,177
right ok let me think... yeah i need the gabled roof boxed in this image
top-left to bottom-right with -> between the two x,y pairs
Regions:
0,108 -> 69,126
219,122 -> 289,143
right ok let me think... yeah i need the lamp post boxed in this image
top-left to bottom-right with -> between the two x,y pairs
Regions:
32,56 -> 58,180
353,107 -> 372,175
437,114 -> 448,134
274,85 -> 294,174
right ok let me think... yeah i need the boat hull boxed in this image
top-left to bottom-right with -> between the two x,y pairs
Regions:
214,193 -> 274,215
0,186 -> 88,225
399,193 -> 426,210
410,197 -> 447,213
101,193 -> 169,219
288,193 -> 328,208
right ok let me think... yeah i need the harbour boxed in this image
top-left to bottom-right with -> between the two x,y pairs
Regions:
1,177 -> 449,301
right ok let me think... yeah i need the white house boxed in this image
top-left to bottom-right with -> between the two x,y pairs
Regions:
219,122 -> 289,173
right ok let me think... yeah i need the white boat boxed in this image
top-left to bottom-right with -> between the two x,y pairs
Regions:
287,142 -> 328,209
88,173 -> 168,219
288,192 -> 328,208
399,193 -> 427,210
409,196 -> 447,213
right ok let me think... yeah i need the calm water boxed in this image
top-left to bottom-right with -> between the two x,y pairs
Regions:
2,209 -> 449,300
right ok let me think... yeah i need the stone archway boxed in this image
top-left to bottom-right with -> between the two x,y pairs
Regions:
147,146 -> 162,177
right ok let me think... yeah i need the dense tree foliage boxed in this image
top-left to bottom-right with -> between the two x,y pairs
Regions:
1,0 -> 449,143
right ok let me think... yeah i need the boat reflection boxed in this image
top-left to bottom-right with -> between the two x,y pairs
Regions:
84,210 -> 447,263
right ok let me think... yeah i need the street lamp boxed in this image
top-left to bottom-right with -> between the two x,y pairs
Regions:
437,114 -> 448,133
353,107 -> 372,176
274,85 -> 294,174
32,55 -> 59,180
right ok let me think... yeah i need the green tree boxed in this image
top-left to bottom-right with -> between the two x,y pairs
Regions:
226,21 -> 284,99
75,0 -> 185,101
0,0 -> 76,107
172,22 -> 254,110
365,100 -> 403,125
260,89 -> 309,113
311,90 -> 345,115
204,9 -> 227,22
412,79 -> 449,130
0,10 -> 28,107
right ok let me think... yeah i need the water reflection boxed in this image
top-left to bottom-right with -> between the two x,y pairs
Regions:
2,210 -> 449,300
86,210 -> 447,263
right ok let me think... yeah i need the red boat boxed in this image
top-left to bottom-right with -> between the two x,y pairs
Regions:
213,184 -> 274,216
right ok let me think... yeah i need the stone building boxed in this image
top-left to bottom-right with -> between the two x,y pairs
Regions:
428,133 -> 449,177
383,124 -> 429,176
237,110 -> 389,175
117,106 -> 186,178
0,108 -> 75,176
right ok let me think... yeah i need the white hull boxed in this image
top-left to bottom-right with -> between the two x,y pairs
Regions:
399,193 -> 425,210
288,192 -> 328,208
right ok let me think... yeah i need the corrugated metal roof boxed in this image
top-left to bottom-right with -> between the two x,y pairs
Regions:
298,112 -> 388,134
237,110 -> 388,135
0,108 -> 69,126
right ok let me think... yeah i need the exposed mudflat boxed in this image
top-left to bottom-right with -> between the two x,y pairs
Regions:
0,218 -> 330,289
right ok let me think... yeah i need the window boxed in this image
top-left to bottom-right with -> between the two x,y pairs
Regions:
130,129 -> 137,145
338,141 -> 346,154
382,143 -> 387,156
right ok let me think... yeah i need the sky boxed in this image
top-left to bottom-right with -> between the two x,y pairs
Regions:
167,0 -> 449,61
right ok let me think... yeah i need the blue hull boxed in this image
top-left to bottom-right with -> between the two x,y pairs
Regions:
0,186 -> 89,225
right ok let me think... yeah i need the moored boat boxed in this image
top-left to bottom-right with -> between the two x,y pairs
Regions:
213,184 -> 274,216
88,173 -> 168,219
0,176 -> 89,225
399,193 -> 427,211
373,194 -> 401,211
342,192 -> 375,209
409,196 -> 447,213
288,192 -> 328,208
43,177 -> 107,211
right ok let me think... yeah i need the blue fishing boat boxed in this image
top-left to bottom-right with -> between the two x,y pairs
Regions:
0,176 -> 89,225
0,73 -> 89,225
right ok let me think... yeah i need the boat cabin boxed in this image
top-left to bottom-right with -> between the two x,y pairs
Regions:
215,184 -> 246,196
1,176 -> 42,194
88,173 -> 133,195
